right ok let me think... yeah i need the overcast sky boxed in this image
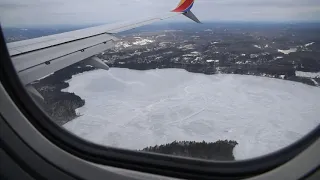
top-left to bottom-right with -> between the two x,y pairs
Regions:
0,0 -> 319,27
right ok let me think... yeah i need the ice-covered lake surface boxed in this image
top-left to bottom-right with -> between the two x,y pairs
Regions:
62,68 -> 320,160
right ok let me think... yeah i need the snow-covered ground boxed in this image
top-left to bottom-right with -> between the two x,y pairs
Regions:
206,60 -> 219,63
114,38 -> 154,48
254,45 -> 262,49
305,42 -> 314,47
115,41 -> 132,48
278,48 -> 297,54
296,71 -> 320,78
132,39 -> 154,46
62,69 -> 320,160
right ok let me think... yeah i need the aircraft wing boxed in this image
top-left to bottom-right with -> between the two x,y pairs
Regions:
7,0 -> 200,86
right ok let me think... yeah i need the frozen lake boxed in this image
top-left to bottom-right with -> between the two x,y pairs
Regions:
63,68 -> 320,160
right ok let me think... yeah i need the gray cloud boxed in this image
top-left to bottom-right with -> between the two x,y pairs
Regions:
0,0 -> 319,27
201,0 -> 320,7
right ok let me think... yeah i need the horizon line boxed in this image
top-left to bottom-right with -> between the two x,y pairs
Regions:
3,20 -> 320,29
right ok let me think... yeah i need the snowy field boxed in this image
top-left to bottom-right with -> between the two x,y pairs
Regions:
62,68 -> 320,160
296,71 -> 320,78
277,48 -> 297,54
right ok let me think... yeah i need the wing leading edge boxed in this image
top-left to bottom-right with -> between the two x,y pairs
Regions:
7,1 -> 200,88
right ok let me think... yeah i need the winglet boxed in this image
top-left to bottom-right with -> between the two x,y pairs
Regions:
172,0 -> 201,23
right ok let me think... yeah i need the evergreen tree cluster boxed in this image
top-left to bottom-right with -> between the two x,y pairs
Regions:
32,61 -> 95,125
142,140 -> 238,161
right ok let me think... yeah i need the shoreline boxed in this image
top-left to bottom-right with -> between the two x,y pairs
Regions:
34,63 -> 319,126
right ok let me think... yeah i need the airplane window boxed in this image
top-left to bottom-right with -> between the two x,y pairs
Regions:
1,0 -> 319,165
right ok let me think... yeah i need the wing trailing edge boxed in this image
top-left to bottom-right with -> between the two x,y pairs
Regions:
7,0 -> 202,97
